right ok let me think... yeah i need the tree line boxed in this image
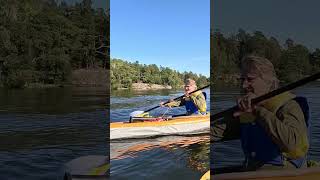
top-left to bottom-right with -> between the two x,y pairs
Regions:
111,58 -> 209,90
211,29 -> 320,84
0,0 -> 109,88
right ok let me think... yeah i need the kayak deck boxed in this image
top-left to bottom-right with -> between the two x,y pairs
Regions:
110,114 -> 210,140
111,114 -> 209,128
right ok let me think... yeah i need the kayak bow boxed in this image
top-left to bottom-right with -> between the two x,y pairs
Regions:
110,114 -> 210,140
213,167 -> 320,180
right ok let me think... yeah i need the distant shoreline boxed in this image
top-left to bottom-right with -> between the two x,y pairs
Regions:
117,83 -> 174,91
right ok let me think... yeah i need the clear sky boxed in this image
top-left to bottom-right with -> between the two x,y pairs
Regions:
110,0 -> 210,77
213,0 -> 320,51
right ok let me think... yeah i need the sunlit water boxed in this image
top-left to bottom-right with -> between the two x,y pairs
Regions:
110,89 -> 210,180
0,87 -> 107,179
211,82 -> 320,173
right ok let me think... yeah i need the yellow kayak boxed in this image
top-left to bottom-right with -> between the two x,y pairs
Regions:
110,114 -> 209,140
208,167 -> 320,180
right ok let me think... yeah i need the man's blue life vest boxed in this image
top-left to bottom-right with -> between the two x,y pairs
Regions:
185,92 -> 207,115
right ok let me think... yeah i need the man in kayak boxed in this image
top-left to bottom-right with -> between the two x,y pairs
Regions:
160,78 -> 207,115
211,55 -> 309,172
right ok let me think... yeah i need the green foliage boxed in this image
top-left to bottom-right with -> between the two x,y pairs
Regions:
0,54 -> 34,88
33,49 -> 71,84
0,0 -> 109,88
111,58 -> 209,90
212,29 -> 319,84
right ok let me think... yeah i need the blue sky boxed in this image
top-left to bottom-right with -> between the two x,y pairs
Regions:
110,0 -> 210,77
213,0 -> 320,51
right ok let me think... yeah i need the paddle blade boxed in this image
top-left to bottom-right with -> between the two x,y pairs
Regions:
130,111 -> 149,117
200,170 -> 210,180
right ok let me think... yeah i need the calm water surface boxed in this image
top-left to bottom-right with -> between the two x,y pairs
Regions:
110,89 -> 210,180
212,82 -> 320,171
0,87 -> 107,179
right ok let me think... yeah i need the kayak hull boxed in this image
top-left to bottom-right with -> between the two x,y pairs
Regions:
110,114 -> 210,140
212,167 -> 320,180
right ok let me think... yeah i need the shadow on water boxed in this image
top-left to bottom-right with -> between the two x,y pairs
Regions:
0,87 -> 107,180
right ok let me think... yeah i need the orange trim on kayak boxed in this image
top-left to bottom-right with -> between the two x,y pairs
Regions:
110,115 -> 210,128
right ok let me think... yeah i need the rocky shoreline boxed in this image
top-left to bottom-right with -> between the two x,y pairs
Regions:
213,74 -> 240,85
71,69 -> 108,87
131,83 -> 172,90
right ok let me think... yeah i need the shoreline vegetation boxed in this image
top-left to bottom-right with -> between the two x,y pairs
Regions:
212,29 -> 320,85
0,69 -> 108,89
111,58 -> 209,90
0,0 -> 109,89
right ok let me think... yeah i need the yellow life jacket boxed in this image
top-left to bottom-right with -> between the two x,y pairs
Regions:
239,92 -> 309,160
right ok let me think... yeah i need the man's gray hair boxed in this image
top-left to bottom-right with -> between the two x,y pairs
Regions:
241,55 -> 279,90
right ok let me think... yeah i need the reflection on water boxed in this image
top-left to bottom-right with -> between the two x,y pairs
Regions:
0,87 -> 107,180
112,135 -> 209,161
111,135 -> 209,180
0,87 -> 107,114
212,82 -> 320,171
111,89 -> 210,180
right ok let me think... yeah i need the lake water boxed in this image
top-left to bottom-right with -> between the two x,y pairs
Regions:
110,89 -> 210,180
0,87 -> 108,179
211,82 -> 320,172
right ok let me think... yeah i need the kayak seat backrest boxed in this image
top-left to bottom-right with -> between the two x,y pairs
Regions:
202,92 -> 207,100
293,96 -> 310,127
287,97 -> 310,168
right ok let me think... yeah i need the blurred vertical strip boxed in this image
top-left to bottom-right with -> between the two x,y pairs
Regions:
210,0 -> 214,177
106,0 -> 110,178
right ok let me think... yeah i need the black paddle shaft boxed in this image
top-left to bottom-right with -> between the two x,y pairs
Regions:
144,84 -> 210,113
212,72 -> 320,121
